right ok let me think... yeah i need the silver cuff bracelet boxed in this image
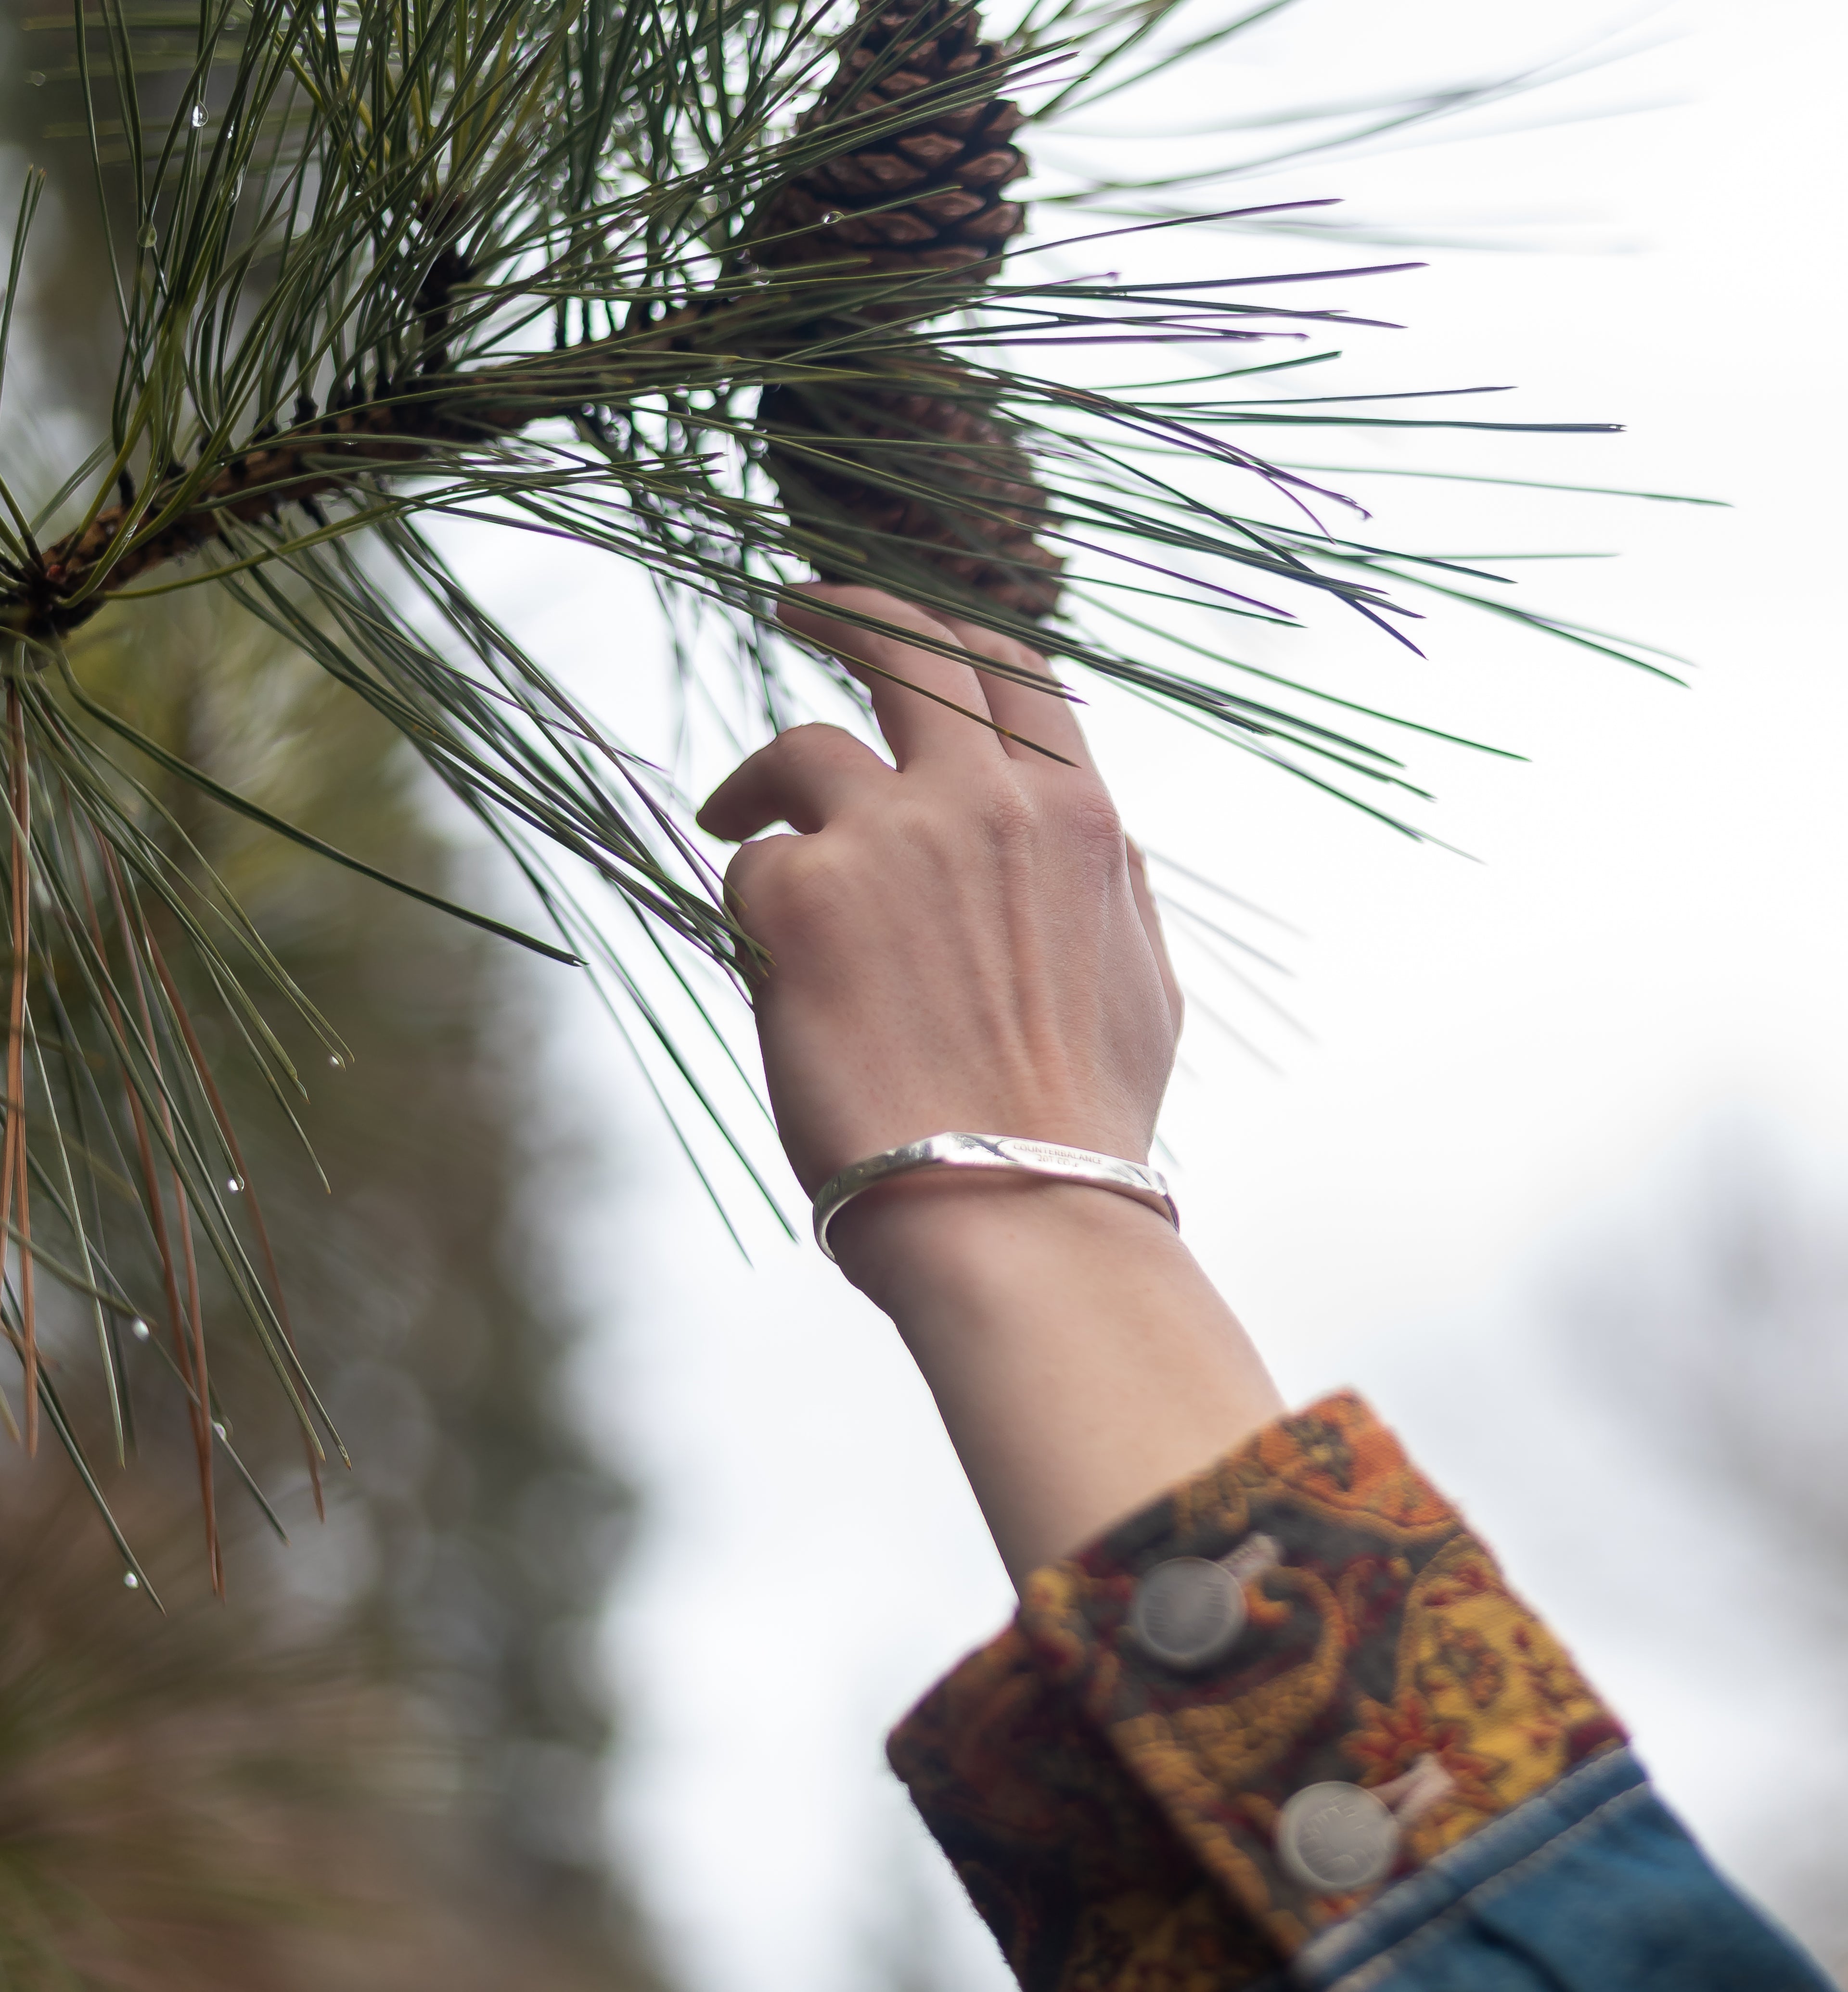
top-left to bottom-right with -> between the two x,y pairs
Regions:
811,1132 -> 1178,1262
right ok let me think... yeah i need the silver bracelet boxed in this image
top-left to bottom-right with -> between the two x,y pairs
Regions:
811,1132 -> 1178,1263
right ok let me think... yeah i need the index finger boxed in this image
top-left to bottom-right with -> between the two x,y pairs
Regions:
779,586 -> 1013,772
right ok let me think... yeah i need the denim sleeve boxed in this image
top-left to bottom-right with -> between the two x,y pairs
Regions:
887,1392 -> 1834,1992
1299,1744 -> 1832,1991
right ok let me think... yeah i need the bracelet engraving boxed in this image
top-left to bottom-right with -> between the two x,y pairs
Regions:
811,1132 -> 1178,1262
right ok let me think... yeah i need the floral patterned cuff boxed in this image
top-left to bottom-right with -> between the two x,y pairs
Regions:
888,1392 -> 1628,1987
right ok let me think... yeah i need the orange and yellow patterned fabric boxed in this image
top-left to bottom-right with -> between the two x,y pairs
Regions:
887,1392 -> 1629,1992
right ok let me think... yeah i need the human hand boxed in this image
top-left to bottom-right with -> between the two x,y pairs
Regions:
700,587 -> 1280,1576
697,585 -> 1183,1262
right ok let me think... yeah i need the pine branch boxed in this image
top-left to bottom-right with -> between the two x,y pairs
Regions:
3,299 -> 742,639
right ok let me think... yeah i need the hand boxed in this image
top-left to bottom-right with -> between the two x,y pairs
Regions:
700,587 -> 1279,1581
697,585 -> 1184,1229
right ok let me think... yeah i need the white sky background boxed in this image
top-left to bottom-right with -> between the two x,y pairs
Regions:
464,1 -> 1848,1985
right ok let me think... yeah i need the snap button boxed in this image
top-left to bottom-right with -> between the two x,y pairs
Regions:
1128,1556 -> 1246,1672
1275,1782 -> 1399,1893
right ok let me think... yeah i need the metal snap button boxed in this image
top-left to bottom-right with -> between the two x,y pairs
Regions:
1128,1556 -> 1246,1672
1275,1782 -> 1399,1893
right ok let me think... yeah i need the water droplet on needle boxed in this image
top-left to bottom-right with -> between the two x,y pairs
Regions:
189,103 -> 208,128
123,1572 -> 139,1588
130,1317 -> 151,1341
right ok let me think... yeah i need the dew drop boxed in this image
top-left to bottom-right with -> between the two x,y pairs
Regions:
328,1054 -> 345,1069
226,1175 -> 244,1192
130,1317 -> 151,1341
189,102 -> 208,128
123,1571 -> 140,1588
821,210 -> 842,225
28,71 -> 46,86
212,1420 -> 227,1439
137,220 -> 158,248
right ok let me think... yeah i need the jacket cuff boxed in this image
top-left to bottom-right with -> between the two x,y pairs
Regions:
889,1391 -> 1628,1968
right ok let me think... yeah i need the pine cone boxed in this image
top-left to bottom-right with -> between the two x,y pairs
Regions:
752,0 -> 1030,304
750,0 -> 1064,618
758,364 -> 1062,618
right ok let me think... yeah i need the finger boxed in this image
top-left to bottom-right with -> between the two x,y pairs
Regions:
1127,839 -> 1185,1036
937,614 -> 1094,770
779,585 -> 1009,772
697,723 -> 894,841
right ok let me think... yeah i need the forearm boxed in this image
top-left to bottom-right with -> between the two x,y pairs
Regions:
835,1176 -> 1284,1586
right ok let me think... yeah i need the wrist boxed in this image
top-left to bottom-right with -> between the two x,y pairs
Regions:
832,1168 -> 1181,1319
833,1167 -> 1284,1582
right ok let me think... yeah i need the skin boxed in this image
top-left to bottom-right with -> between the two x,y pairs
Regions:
699,585 -> 1285,1589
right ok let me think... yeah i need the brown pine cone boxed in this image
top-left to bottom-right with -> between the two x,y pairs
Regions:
751,0 -> 1030,306
758,362 -> 1062,619
750,0 -> 1062,616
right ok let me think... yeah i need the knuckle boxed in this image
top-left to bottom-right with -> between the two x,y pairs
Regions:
753,837 -> 845,940
964,774 -> 1120,862
974,774 -> 1040,847
1065,786 -> 1124,852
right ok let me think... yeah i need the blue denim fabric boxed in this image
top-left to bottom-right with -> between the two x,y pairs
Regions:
1292,1749 -> 1834,1992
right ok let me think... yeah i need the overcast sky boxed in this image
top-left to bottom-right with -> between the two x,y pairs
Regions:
462,2 -> 1848,1985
